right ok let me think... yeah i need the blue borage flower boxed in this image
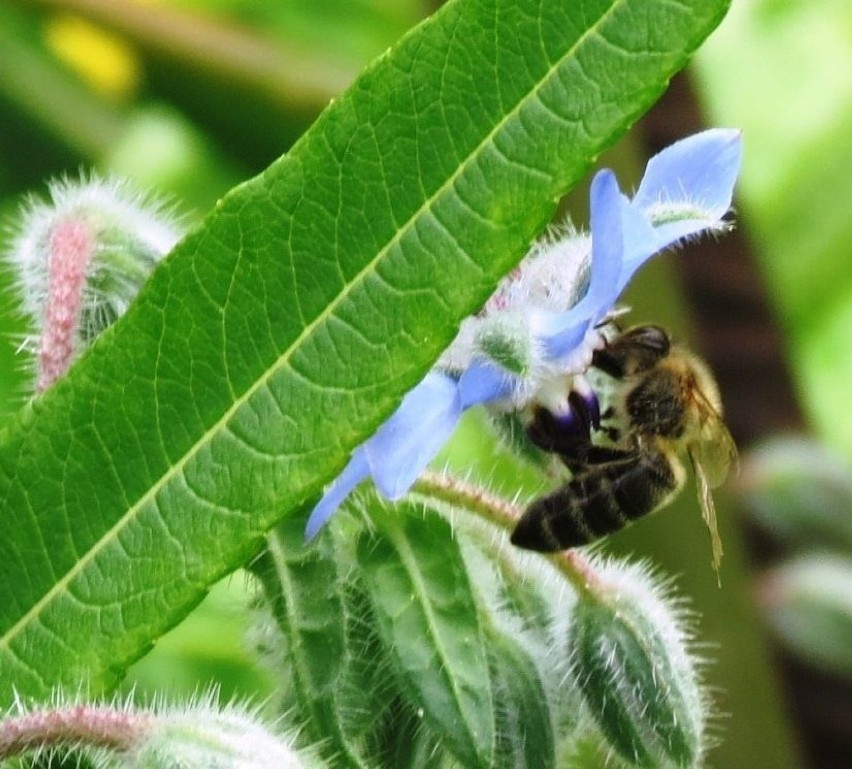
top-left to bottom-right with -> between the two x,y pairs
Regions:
306,129 -> 742,540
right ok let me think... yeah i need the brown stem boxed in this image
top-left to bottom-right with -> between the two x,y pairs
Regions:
414,470 -> 602,598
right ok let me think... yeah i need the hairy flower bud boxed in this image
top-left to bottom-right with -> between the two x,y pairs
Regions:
0,698 -> 319,769
760,554 -> 852,676
738,437 -> 852,549
568,563 -> 706,768
4,174 -> 183,392
129,705 -> 324,769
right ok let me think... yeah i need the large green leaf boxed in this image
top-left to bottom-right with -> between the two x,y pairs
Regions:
0,0 -> 729,702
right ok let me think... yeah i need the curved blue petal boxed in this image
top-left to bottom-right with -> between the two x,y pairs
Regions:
541,316 -> 591,359
365,372 -> 462,499
581,169 -> 624,313
647,217 -> 722,251
458,359 -> 516,408
633,129 -> 742,218
539,170 -> 624,359
305,447 -> 370,541
618,193 -> 662,294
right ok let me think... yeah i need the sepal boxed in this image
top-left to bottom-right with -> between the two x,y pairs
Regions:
567,562 -> 706,768
473,310 -> 537,377
357,501 -> 495,769
250,515 -> 392,767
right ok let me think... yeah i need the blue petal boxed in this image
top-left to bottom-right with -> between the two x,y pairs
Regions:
581,170 -> 624,312
540,170 -> 624,358
305,447 -> 370,541
633,129 -> 742,218
618,193 -> 663,294
541,316 -> 590,359
458,359 -> 516,408
365,372 -> 461,499
647,217 -> 722,250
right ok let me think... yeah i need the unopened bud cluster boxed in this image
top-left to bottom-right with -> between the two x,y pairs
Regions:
4,175 -> 182,392
740,437 -> 852,677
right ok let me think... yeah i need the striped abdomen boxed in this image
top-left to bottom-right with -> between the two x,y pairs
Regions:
510,447 -> 684,552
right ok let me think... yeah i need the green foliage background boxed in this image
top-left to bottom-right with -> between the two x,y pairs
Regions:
695,0 -> 852,458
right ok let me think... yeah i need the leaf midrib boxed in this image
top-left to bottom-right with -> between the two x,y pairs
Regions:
0,1 -> 620,653
265,531 -> 371,769
385,518 -> 493,765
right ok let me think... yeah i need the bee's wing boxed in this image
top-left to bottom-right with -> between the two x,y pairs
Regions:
693,402 -> 738,488
687,396 -> 736,580
688,447 -> 724,579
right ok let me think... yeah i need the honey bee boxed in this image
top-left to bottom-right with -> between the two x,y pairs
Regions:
510,324 -> 736,572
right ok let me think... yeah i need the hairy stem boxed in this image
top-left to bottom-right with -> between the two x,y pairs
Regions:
414,470 -> 603,598
0,705 -> 149,760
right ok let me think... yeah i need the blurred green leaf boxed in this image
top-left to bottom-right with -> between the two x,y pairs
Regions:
738,436 -> 852,550
0,4 -> 243,206
0,0 -> 731,703
695,0 -> 852,456
25,0 -> 366,166
0,5 -> 126,161
165,0 -> 422,67
795,291 -> 852,457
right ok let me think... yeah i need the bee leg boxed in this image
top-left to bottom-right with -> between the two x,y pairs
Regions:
525,387 -> 600,456
559,444 -> 634,471
592,325 -> 671,378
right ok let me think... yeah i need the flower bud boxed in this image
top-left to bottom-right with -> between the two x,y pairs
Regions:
4,175 -> 183,392
129,705 -> 324,769
568,564 -> 705,768
760,554 -> 852,676
737,437 -> 852,549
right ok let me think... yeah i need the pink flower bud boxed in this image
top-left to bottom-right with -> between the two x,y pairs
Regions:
4,175 -> 184,393
37,217 -> 95,392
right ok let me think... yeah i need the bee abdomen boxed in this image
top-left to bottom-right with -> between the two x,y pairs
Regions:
511,449 -> 681,552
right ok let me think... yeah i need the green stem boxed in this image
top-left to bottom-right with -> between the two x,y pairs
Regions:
0,8 -> 126,159
28,0 -> 354,112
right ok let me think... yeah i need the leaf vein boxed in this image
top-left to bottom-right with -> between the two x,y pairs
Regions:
0,0 -> 626,655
